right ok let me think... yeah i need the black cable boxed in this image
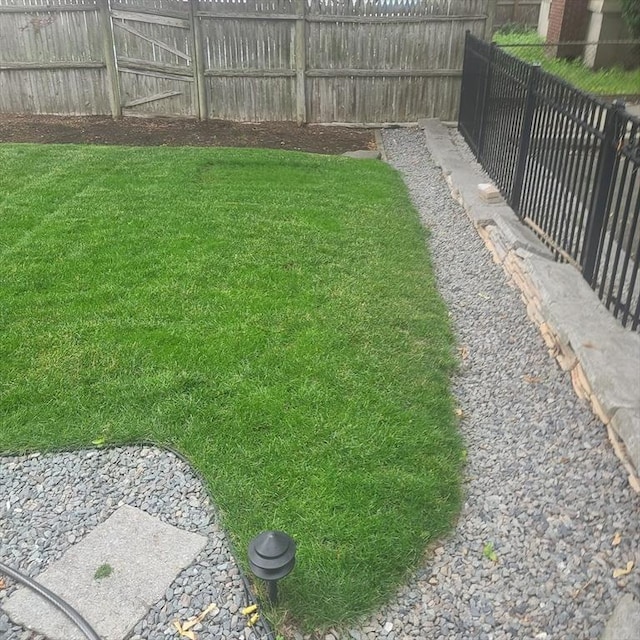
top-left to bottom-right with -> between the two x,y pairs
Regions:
0,561 -> 101,640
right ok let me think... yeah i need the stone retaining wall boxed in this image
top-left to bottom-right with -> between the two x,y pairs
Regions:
420,119 -> 640,493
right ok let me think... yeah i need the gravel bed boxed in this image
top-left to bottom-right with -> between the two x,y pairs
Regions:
0,446 -> 267,640
340,129 -> 640,640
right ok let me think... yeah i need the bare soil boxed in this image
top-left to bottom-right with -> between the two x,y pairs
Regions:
0,114 -> 376,155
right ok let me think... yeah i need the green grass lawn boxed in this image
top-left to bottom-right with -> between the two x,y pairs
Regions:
494,30 -> 640,96
0,143 -> 462,629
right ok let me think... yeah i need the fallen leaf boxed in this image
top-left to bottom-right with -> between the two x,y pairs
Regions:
455,408 -> 465,418
523,375 -> 542,384
182,603 -> 219,631
247,612 -> 260,627
612,532 -> 622,546
458,345 -> 469,361
91,438 -> 105,446
613,560 -> 634,578
173,620 -> 196,640
173,603 -> 218,639
0,578 -> 5,589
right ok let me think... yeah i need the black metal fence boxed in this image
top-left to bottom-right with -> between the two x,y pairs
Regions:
458,32 -> 640,331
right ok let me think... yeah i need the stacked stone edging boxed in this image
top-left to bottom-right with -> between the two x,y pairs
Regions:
420,118 -> 640,493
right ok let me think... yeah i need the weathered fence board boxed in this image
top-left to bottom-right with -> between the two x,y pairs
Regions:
0,0 -> 489,122
495,0 -> 540,30
0,0 -> 111,115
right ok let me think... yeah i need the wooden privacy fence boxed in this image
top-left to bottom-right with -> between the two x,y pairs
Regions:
0,0 -> 489,123
494,0 -> 540,30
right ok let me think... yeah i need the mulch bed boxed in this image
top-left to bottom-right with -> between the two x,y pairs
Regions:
0,114 -> 376,155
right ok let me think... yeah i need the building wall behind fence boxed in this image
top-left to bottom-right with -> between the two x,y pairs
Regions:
0,0 -> 488,122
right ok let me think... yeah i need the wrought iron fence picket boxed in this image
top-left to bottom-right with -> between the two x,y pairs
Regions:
458,32 -> 640,331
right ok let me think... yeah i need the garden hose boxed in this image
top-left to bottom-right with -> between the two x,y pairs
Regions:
0,561 -> 101,640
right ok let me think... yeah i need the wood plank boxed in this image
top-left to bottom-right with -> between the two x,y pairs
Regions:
306,69 -> 463,78
0,5 -> 98,14
99,0 -> 122,118
119,67 -> 195,82
485,0 -> 498,38
204,69 -> 296,78
189,0 -> 207,120
118,57 -> 193,76
496,1 -> 541,6
295,0 -> 306,125
196,12 -> 487,23
307,14 -> 488,24
123,90 -> 183,107
197,11 -> 297,21
113,20 -> 191,61
110,9 -> 189,29
0,62 -> 106,70
110,2 -> 188,20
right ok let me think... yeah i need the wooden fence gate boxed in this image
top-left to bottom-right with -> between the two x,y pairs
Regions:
110,2 -> 197,118
0,0 -> 490,123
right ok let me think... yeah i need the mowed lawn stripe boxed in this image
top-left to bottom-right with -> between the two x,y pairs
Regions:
0,143 -> 462,627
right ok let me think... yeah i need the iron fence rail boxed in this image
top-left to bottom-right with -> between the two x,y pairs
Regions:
458,32 -> 640,331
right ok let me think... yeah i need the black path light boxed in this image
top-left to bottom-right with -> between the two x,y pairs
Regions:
247,530 -> 296,604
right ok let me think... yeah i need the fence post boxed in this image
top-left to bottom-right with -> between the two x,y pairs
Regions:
98,0 -> 121,119
484,0 -> 497,40
477,41 -> 496,161
511,63 -> 540,215
189,0 -> 208,120
581,100 -> 625,284
458,30 -> 471,129
295,0 -> 307,125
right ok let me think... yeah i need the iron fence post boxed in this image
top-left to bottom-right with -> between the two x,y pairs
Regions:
581,100 -> 625,285
511,63 -> 540,215
458,30 -> 471,130
477,41 -> 496,162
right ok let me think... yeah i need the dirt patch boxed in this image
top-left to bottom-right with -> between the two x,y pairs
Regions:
0,114 -> 376,155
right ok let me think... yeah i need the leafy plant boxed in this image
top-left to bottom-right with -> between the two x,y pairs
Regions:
94,563 -> 113,580
483,542 -> 498,563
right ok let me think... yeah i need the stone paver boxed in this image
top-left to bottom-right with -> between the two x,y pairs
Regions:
3,505 -> 208,640
601,593 -> 640,640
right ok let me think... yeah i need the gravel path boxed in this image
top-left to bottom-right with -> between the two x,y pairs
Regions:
0,447 -> 267,640
340,129 -> 640,640
1,129 -> 638,640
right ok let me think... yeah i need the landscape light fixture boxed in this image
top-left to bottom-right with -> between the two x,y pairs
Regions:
247,530 -> 296,604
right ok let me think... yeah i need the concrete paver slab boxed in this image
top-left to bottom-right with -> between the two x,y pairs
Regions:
601,593 -> 640,640
611,408 -> 640,474
3,505 -> 208,640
